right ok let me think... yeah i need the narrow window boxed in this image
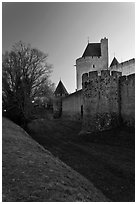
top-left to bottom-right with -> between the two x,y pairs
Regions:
81,105 -> 83,118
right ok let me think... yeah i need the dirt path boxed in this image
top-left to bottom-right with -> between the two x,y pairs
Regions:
28,118 -> 135,202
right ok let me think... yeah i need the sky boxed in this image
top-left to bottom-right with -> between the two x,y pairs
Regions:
2,2 -> 135,93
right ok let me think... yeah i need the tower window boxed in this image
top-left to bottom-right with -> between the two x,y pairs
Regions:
93,64 -> 95,68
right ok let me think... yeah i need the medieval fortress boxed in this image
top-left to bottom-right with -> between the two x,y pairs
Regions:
53,38 -> 135,133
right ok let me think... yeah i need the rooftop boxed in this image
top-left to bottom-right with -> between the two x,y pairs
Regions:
54,80 -> 68,96
110,57 -> 119,67
82,43 -> 101,58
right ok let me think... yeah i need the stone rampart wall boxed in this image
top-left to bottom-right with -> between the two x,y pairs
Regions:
62,90 -> 83,120
109,58 -> 135,76
53,97 -> 62,118
82,70 -> 122,132
120,74 -> 135,127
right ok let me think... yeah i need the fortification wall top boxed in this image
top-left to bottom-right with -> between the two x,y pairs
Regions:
109,58 -> 135,70
82,70 -> 122,83
120,58 -> 135,66
62,89 -> 82,101
119,74 -> 135,84
76,56 -> 101,63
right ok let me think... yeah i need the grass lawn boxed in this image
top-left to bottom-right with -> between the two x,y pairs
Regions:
2,117 -> 109,202
27,117 -> 135,202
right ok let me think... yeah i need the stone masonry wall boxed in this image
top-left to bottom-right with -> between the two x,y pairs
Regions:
76,38 -> 108,90
109,58 -> 135,76
82,70 -> 122,133
120,74 -> 135,127
82,70 -> 135,133
62,90 -> 83,120
76,56 -> 103,90
53,97 -> 62,118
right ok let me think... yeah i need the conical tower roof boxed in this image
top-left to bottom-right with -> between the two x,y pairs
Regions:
54,80 -> 68,96
110,57 -> 119,67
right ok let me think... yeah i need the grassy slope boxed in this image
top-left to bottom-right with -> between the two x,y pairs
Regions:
27,117 -> 135,202
2,117 -> 109,202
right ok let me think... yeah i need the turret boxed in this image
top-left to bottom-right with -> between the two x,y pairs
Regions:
76,38 -> 109,90
101,37 -> 108,68
53,80 -> 68,118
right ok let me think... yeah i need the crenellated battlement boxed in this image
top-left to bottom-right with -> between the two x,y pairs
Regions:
120,73 -> 135,80
119,74 -> 135,86
82,70 -> 122,86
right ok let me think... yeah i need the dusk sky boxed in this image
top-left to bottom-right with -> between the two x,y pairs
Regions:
2,2 -> 135,93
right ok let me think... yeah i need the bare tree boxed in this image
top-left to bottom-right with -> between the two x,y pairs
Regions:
2,41 -> 54,124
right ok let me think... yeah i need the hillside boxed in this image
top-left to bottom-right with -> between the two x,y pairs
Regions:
2,117 -> 109,202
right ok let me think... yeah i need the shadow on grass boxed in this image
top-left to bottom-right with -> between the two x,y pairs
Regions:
27,118 -> 135,202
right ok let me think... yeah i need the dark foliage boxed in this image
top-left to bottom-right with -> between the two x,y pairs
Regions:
2,41 -> 54,125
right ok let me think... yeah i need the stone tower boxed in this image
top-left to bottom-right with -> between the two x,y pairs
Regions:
76,37 -> 108,90
53,80 -> 68,118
